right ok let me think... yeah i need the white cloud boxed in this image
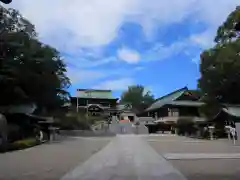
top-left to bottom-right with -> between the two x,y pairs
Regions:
117,48 -> 140,63
67,65 -> 143,84
190,31 -> 215,49
6,0 -> 240,51
188,0 -> 239,49
191,55 -> 201,64
67,67 -> 106,84
4,0 -> 240,74
143,40 -> 189,62
195,0 -> 239,27
66,56 -> 117,69
93,78 -> 134,90
7,0 -> 133,49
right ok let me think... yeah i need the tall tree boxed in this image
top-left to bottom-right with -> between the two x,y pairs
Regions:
198,6 -> 240,117
0,6 -> 70,113
120,85 -> 155,113
215,6 -> 240,44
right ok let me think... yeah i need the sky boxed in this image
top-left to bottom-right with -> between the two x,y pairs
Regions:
4,0 -> 240,98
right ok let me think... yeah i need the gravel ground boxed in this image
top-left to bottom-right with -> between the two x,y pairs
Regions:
170,159 -> 240,180
0,137 -> 111,180
147,136 -> 240,153
147,135 -> 240,180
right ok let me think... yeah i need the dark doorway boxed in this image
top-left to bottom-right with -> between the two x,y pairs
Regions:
128,116 -> 134,122
146,124 -> 158,133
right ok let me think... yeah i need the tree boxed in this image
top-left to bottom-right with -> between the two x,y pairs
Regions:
0,0 -> 12,4
120,85 -> 155,113
0,6 -> 70,113
198,6 -> 240,117
215,6 -> 240,44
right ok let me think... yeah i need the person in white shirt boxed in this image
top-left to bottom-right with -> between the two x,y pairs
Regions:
230,126 -> 236,145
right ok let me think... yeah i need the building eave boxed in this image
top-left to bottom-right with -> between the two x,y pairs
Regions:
145,87 -> 188,112
71,97 -> 118,100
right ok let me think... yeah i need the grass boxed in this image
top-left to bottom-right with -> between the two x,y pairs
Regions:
13,138 -> 38,147
2,138 -> 39,152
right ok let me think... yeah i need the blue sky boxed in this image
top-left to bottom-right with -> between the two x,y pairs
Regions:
6,0 -> 240,98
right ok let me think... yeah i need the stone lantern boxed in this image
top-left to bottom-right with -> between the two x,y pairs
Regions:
225,125 -> 231,141
208,126 -> 215,140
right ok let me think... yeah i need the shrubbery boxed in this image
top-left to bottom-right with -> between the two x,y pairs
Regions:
11,138 -> 38,149
57,112 -> 107,130
176,118 -> 197,136
0,138 -> 39,152
57,113 -> 90,130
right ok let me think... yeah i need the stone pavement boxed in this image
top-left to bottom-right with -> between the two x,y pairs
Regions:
2,134 -> 240,180
0,137 -> 110,180
147,135 -> 240,180
170,159 -> 240,180
147,135 -> 240,153
164,153 -> 240,160
61,135 -> 187,180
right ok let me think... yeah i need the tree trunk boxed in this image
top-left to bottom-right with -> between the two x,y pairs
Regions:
0,114 -> 8,151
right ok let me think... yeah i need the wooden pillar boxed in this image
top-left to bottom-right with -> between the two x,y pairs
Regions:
0,114 -> 8,151
155,112 -> 158,121
86,99 -> 89,119
76,97 -> 79,112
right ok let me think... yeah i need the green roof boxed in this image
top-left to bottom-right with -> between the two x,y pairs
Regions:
145,87 -> 204,112
76,89 -> 116,99
223,106 -> 240,117
145,87 -> 187,111
187,90 -> 201,100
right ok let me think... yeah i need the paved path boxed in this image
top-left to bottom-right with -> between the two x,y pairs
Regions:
147,136 -> 240,153
147,135 -> 240,180
164,153 -> 240,160
0,137 -> 110,180
170,159 -> 240,180
61,135 -> 187,180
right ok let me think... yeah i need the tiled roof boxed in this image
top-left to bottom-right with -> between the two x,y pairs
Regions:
77,89 -> 111,92
145,87 -> 204,112
75,89 -> 117,99
138,117 -> 155,122
145,87 -> 188,111
223,106 -> 240,117
167,101 -> 204,107
187,90 -> 201,100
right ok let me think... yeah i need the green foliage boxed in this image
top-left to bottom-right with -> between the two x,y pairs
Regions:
4,138 -> 38,152
199,39 -> 240,104
199,97 -> 221,119
215,6 -> 240,44
176,118 -> 197,136
120,85 -> 155,113
57,113 -> 90,130
13,138 -> 37,147
0,6 -> 70,112
198,6 -> 240,116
